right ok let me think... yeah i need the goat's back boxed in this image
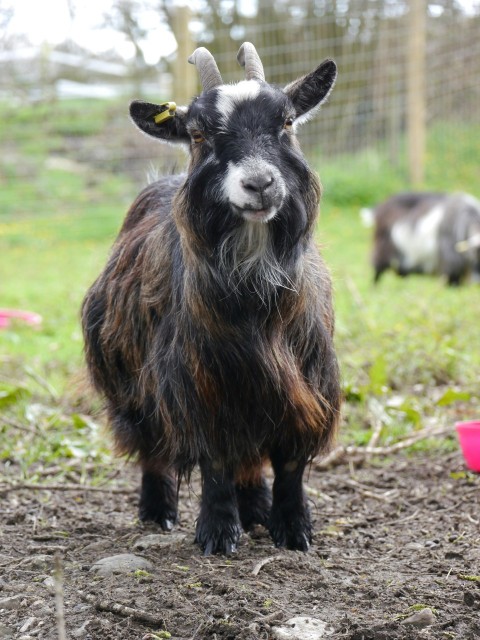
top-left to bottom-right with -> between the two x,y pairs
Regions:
119,174 -> 185,235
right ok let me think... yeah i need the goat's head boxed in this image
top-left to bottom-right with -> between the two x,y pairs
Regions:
130,43 -> 336,225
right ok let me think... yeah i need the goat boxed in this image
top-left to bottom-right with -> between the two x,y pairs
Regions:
82,43 -> 341,555
370,191 -> 480,285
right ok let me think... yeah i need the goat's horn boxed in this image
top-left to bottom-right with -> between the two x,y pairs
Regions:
188,47 -> 223,92
237,42 -> 265,82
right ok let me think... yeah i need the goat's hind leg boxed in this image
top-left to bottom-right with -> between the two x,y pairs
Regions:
235,462 -> 271,531
269,449 -> 312,552
110,406 -> 179,531
139,456 -> 179,531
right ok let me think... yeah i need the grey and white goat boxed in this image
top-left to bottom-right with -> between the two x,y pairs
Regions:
367,192 -> 480,285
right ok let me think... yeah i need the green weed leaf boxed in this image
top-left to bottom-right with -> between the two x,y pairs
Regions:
436,389 -> 471,406
0,384 -> 30,408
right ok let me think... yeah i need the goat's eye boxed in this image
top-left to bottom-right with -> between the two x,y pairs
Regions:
284,118 -> 294,130
191,130 -> 205,144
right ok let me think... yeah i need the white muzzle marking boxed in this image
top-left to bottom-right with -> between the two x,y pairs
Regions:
222,158 -> 286,223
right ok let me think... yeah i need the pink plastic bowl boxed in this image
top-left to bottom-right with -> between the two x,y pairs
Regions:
0,309 -> 42,329
456,421 -> 480,472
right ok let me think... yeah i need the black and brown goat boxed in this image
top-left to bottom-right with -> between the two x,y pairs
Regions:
82,43 -> 341,554
369,191 -> 480,285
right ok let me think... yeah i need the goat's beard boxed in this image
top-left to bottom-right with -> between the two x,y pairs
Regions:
217,219 -> 299,306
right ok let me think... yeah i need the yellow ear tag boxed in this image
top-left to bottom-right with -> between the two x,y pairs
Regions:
154,102 -> 177,124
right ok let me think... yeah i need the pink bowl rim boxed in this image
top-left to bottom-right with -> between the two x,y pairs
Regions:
0,309 -> 42,327
455,420 -> 480,431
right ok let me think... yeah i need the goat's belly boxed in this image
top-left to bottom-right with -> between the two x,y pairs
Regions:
391,205 -> 444,273
99,322 -> 337,467
185,368 -> 328,462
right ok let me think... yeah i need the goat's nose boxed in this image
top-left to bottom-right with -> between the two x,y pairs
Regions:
241,173 -> 275,195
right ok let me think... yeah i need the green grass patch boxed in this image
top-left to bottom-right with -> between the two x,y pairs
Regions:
319,148 -> 405,209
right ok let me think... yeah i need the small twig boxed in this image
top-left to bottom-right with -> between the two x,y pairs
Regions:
252,556 -> 282,576
377,426 -> 454,452
80,591 -> 165,625
36,462 -> 107,477
252,556 -> 274,576
0,416 -> 37,434
254,610 -> 284,624
339,477 -> 399,502
54,554 -> 67,640
316,446 -> 348,469
28,545 -> 68,554
0,481 -> 133,495
436,500 -> 471,514
305,485 -> 334,501
381,508 -> 420,527
0,557 -> 26,569
367,412 -> 384,451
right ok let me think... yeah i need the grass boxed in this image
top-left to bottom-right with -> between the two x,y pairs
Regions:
1,99 -> 479,481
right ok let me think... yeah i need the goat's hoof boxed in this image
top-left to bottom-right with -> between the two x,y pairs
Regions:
138,505 -> 178,532
202,539 -> 237,557
269,513 -> 312,552
286,531 -> 311,552
222,540 -> 238,556
197,532 -> 240,556
271,528 -> 311,552
195,520 -> 242,556
161,518 -> 174,532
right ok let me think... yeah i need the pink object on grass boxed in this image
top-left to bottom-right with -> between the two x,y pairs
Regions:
456,420 -> 480,472
0,309 -> 42,329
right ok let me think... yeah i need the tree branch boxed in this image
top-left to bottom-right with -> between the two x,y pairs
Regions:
316,426 -> 454,470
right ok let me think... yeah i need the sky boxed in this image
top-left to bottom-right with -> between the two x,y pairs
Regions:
4,0 -> 178,63
4,0 -> 479,64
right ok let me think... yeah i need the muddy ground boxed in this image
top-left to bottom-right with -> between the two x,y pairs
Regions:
1,451 -> 479,640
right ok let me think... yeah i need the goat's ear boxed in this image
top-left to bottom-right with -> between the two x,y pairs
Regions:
129,100 -> 189,143
284,59 -> 337,125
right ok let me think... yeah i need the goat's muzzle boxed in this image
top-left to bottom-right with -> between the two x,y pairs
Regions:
224,159 -> 286,223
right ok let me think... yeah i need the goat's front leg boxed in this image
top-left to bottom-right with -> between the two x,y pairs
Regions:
195,460 -> 242,556
269,449 -> 312,552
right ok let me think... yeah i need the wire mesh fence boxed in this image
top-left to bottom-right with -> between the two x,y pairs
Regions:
179,0 -> 480,179
1,0 -> 479,201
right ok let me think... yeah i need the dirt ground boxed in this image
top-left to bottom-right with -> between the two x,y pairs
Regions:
1,451 -> 479,640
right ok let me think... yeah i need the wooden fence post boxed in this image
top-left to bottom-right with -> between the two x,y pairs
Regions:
407,0 -> 426,187
172,5 -> 197,105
